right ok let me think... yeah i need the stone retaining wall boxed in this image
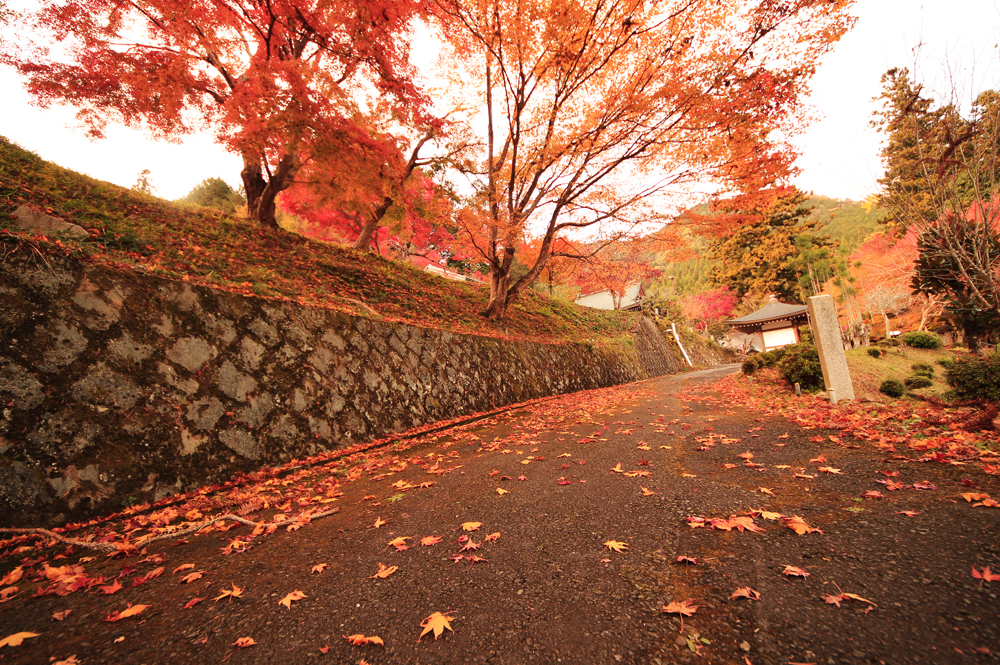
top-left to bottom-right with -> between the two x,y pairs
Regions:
0,250 -> 691,526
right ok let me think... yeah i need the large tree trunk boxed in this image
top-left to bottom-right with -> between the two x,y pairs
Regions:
241,152 -> 299,229
353,197 -> 393,251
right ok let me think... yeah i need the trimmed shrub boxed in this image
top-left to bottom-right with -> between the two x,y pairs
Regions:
776,343 -> 823,391
880,379 -> 905,398
945,354 -> 1000,400
937,358 -> 954,369
911,363 -> 934,377
904,375 -> 933,389
867,348 -> 883,358
741,347 -> 787,375
901,331 -> 942,349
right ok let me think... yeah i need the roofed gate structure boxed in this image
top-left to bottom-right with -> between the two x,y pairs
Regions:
726,295 -> 809,352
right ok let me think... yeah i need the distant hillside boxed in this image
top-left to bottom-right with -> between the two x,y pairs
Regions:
647,195 -> 884,296
0,136 -> 635,345
806,195 -> 884,252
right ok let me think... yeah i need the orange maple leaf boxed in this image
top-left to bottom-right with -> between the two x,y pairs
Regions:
418,611 -> 455,641
0,632 -> 39,647
663,598 -> 699,617
972,565 -> 1000,585
213,583 -> 244,602
782,565 -> 810,578
311,563 -> 328,574
730,586 -> 760,601
603,540 -> 629,553
420,536 -> 443,546
344,634 -> 384,646
372,517 -> 387,528
369,563 -> 398,579
279,590 -> 307,609
105,603 -> 149,623
484,532 -> 501,542
784,516 -> 821,535
383,537 -> 411,552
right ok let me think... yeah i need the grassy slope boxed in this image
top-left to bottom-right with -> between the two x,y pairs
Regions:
845,345 -> 962,401
0,136 -> 635,345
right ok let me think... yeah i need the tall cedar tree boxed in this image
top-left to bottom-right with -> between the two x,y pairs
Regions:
8,0 -> 429,228
709,188 -> 833,302
435,0 -> 855,320
873,69 -> 1000,352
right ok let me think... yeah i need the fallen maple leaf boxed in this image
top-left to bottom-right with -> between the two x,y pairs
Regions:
756,510 -> 783,521
173,563 -> 195,575
484,532 -> 501,542
311,563 -> 328,574
419,612 -> 455,641
420,536 -> 443,546
279,590 -> 307,609
1,586 -> 20,603
675,556 -> 697,565
784,516 -> 822,535
233,637 -> 256,647
809,454 -> 827,463
863,490 -> 884,499
214,583 -> 244,602
0,632 -> 39,648
105,603 -> 149,622
972,565 -> 1000,585
384,537 -> 411,552
603,540 -> 629,553
372,517 -> 386,529
370,563 -> 398,579
496,488 -> 509,496
782,565 -> 810,578
758,487 -> 775,495
817,466 -> 842,474
738,451 -> 754,460
344,634 -> 384,646
179,571 -> 205,584
52,610 -> 72,621
99,580 -> 122,595
663,598 -> 699,618
730,587 -> 760,601
460,522 -> 481,532
460,539 -> 481,552
183,598 -> 204,609
895,510 -> 922,517
0,567 -> 23,587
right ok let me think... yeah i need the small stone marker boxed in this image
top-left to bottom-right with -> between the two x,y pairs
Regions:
12,205 -> 88,240
807,294 -> 855,402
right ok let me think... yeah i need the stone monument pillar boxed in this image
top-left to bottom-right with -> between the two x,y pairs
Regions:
807,294 -> 855,402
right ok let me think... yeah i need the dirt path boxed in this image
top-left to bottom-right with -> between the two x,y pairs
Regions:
1,366 -> 998,665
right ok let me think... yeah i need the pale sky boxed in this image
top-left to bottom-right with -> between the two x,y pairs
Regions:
1,1 -> 998,202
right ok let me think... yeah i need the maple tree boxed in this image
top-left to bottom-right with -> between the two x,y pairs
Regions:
436,0 -> 855,320
8,0 -> 429,228
571,240 -> 661,309
278,121 -> 474,256
679,286 -> 737,336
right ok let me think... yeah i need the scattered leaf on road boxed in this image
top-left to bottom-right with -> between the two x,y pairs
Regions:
419,612 -> 455,641
603,541 -> 629,553
0,632 -> 39,648
279,590 -> 307,609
